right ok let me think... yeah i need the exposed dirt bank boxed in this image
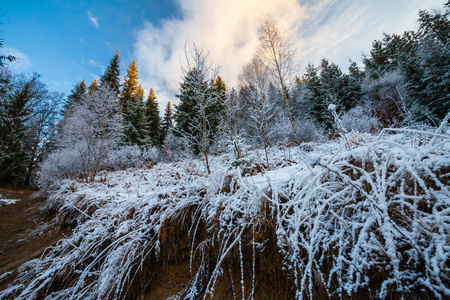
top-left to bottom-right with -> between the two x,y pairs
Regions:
0,188 -> 67,289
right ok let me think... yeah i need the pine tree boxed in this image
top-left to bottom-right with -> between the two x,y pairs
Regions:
174,68 -> 203,146
100,49 -> 121,95
120,60 -> 140,111
0,36 -> 16,66
304,59 -> 361,131
122,98 -> 149,146
174,45 -> 224,173
64,80 -> 86,115
0,79 -> 32,184
362,3 -> 450,123
210,76 -> 227,136
160,102 -> 172,144
88,79 -> 98,95
304,63 -> 331,130
120,60 -> 148,145
145,88 -> 160,146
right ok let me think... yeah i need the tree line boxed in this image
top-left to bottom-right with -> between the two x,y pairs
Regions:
1,3 -> 448,186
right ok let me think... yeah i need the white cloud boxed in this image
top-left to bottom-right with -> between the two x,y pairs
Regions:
79,38 -> 86,43
134,0 -> 444,109
135,0 -> 305,109
294,0 -> 443,70
88,11 -> 100,29
0,47 -> 31,72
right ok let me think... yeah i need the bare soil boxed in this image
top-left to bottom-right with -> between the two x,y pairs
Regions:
0,187 -> 66,289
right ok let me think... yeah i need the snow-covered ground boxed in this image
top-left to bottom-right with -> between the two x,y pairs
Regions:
1,130 -> 449,299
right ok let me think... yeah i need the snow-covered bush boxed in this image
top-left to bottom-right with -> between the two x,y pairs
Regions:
39,85 -> 122,186
276,139 -> 450,298
362,71 -> 408,127
39,147 -> 84,189
294,117 -> 324,142
103,145 -> 159,170
227,136 -> 254,172
341,105 -> 381,133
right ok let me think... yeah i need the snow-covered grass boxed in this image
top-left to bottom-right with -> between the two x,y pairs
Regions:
1,130 -> 449,299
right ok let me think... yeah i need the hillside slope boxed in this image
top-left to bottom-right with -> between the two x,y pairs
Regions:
0,130 -> 449,299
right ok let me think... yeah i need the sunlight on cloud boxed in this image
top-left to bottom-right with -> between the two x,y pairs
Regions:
134,0 -> 305,108
134,0 -> 444,108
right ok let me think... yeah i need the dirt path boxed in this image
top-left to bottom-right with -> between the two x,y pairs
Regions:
0,188 -> 66,288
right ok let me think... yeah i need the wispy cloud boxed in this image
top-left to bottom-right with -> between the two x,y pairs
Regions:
88,11 -> 100,29
0,47 -> 31,72
79,38 -> 86,43
134,0 -> 443,109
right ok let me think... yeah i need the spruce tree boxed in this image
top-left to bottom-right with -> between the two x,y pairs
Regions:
0,36 -> 16,66
122,98 -> 149,146
174,68 -> 204,146
120,60 -> 140,114
145,88 -> 160,146
362,3 -> 450,122
0,80 -> 32,184
64,80 -> 86,115
88,79 -> 98,95
100,49 -> 121,95
175,45 -> 223,173
305,59 -> 361,131
305,63 -> 331,130
160,102 -> 172,144
120,60 -> 148,145
209,76 -> 227,136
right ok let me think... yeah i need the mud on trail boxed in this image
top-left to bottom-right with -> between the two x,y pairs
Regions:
0,188 -> 66,289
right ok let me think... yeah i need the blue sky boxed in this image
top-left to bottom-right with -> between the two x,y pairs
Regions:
1,0 -> 179,93
1,0 -> 445,109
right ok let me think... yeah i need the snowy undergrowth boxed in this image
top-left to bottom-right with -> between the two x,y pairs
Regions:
1,131 -> 449,299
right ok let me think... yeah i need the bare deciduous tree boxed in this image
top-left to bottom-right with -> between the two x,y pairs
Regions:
256,17 -> 298,143
239,57 -> 275,170
56,85 -> 122,182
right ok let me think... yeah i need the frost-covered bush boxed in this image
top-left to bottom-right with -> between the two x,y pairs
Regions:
39,85 -> 122,185
362,71 -> 407,127
271,111 -> 295,144
103,145 -> 159,170
227,136 -> 254,172
39,147 -> 84,189
276,139 -> 450,298
341,105 -> 381,133
294,117 -> 324,142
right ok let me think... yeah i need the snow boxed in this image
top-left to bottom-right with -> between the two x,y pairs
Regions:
1,129 -> 449,299
0,195 -> 19,206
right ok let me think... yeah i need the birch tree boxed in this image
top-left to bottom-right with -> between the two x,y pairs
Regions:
256,17 -> 298,142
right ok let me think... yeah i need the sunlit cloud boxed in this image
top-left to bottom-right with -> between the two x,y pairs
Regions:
88,11 -> 100,29
135,0 -> 305,109
134,0 -> 443,109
